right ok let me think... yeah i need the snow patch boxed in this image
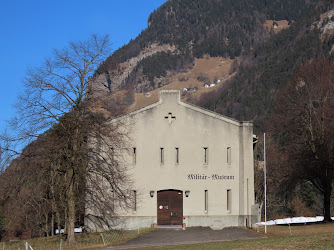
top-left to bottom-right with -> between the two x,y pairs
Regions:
256,216 -> 334,226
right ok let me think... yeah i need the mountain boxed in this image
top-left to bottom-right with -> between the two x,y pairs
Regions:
91,0 -> 334,133
2,0 -> 334,238
198,7 -> 334,132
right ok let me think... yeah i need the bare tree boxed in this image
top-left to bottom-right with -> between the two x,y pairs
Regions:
85,116 -> 133,230
0,136 -> 15,174
0,34 -> 132,244
254,134 -> 294,219
268,58 -> 334,221
0,133 -> 67,238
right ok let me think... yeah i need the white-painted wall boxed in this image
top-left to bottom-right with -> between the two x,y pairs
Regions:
86,89 -> 255,230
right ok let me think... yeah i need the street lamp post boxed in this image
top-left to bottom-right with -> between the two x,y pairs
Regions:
264,133 -> 267,234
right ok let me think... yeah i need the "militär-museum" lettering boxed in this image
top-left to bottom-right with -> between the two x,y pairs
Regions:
187,174 -> 235,180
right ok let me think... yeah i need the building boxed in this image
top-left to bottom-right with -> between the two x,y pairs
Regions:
86,89 -> 257,230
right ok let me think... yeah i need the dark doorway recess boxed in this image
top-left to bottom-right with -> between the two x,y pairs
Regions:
157,190 -> 183,225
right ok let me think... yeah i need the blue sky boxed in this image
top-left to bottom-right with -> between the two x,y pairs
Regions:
0,0 -> 167,132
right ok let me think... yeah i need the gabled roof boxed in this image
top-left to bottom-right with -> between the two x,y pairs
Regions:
111,89 -> 252,127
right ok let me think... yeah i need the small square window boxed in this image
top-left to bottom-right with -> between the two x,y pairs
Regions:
205,190 -> 208,212
227,147 -> 231,165
133,147 -> 136,165
175,148 -> 179,164
111,190 -> 115,213
133,190 -> 137,212
227,189 -> 231,211
160,148 -> 164,164
203,147 -> 208,164
111,147 -> 114,161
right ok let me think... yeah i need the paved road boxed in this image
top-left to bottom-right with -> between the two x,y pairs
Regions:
104,227 -> 262,249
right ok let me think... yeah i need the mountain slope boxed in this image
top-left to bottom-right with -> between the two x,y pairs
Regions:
92,0 -> 334,133
93,0 -> 327,94
197,6 -> 334,132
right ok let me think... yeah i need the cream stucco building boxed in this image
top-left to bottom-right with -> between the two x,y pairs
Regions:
86,89 -> 257,230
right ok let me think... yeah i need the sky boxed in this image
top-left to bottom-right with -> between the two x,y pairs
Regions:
0,0 -> 167,132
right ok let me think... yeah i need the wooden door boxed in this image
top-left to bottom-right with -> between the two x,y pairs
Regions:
157,190 -> 183,225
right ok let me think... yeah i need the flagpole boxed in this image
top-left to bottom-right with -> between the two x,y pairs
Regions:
264,133 -> 267,234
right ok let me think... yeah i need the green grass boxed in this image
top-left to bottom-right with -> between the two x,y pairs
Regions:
146,233 -> 334,249
0,227 -> 153,250
2,224 -> 334,249
136,224 -> 334,249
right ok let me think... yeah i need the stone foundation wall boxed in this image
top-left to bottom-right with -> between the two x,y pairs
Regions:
85,215 -> 258,231
85,215 -> 156,231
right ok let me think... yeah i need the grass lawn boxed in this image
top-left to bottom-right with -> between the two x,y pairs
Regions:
0,228 -> 153,250
2,224 -> 334,249
139,223 -> 334,249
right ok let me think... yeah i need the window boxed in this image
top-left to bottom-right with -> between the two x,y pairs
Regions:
227,189 -> 231,211
204,190 -> 208,212
175,148 -> 179,164
227,147 -> 231,165
160,148 -> 164,164
133,190 -> 137,212
111,147 -> 114,161
203,147 -> 208,164
111,190 -> 115,213
133,147 -> 136,164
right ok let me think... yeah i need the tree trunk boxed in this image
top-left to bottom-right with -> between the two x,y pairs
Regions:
64,208 -> 67,235
50,163 -> 55,236
67,169 -> 76,245
66,111 -> 81,245
45,212 -> 49,237
323,170 -> 332,222
51,212 -> 54,236
56,210 -> 61,235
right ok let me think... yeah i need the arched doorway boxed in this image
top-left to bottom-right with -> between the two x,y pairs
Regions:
157,190 -> 183,225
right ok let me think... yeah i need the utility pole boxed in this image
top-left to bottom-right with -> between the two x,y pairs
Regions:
264,133 -> 267,234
